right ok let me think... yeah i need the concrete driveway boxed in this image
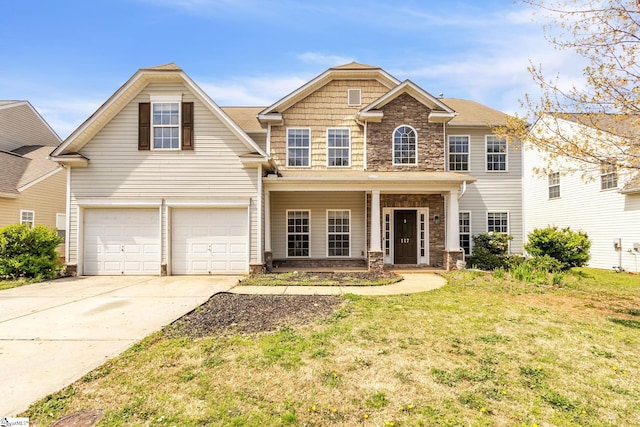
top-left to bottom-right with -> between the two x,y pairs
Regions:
0,275 -> 238,416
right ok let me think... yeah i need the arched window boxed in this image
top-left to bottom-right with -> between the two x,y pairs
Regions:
393,125 -> 417,165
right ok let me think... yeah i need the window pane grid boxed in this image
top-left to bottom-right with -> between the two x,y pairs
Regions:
287,129 -> 310,167
459,212 -> 471,256
487,212 -> 508,234
486,136 -> 507,171
548,172 -> 560,199
448,136 -> 469,171
328,129 -> 350,167
600,162 -> 617,190
393,126 -> 416,164
328,210 -> 350,257
152,103 -> 180,149
287,211 -> 309,257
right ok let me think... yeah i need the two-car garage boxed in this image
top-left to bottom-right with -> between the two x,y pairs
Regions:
82,207 -> 249,275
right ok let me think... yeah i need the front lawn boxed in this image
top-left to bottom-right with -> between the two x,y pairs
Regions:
25,268 -> 640,426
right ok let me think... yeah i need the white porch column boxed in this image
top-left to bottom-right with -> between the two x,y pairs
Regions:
445,190 -> 460,250
370,190 -> 381,251
264,190 -> 271,252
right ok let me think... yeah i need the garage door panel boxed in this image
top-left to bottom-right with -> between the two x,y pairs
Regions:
172,208 -> 248,275
84,209 -> 160,276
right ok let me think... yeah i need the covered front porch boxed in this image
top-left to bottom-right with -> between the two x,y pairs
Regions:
263,170 -> 474,271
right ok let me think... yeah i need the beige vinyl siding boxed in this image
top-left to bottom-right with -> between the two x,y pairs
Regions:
67,82 -> 260,267
270,191 -> 366,259
0,170 -> 66,255
0,103 -> 60,152
271,80 -> 390,170
0,169 -> 65,229
449,127 -> 524,253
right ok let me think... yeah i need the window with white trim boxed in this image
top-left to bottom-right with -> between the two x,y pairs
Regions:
327,210 -> 350,257
287,128 -> 311,167
393,125 -> 417,165
600,162 -> 617,190
448,136 -> 469,171
56,213 -> 67,243
287,210 -> 310,257
20,210 -> 34,228
548,172 -> 560,199
152,101 -> 180,149
486,135 -> 507,171
487,212 -> 509,234
327,128 -> 350,167
459,212 -> 471,256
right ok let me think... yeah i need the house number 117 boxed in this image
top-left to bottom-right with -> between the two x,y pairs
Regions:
401,238 -> 410,244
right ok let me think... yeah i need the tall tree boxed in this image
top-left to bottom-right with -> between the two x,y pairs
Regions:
502,0 -> 640,173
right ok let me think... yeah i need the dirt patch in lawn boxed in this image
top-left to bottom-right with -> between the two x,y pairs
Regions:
166,292 -> 344,337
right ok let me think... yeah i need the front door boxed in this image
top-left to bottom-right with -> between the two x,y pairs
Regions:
394,210 -> 417,264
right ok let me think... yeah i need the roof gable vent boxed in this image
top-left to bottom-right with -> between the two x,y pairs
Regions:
348,89 -> 361,106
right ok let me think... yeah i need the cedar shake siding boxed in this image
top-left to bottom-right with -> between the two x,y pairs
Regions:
270,79 -> 390,170
367,93 -> 445,172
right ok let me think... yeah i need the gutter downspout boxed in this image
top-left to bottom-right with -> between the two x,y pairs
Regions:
458,180 -> 467,200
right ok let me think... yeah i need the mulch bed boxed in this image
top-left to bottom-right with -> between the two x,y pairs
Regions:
166,293 -> 344,337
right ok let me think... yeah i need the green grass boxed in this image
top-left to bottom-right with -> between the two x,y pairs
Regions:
0,277 -> 41,290
238,271 -> 403,286
23,268 -> 640,426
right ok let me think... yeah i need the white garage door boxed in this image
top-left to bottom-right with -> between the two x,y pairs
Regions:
172,208 -> 248,275
84,209 -> 161,275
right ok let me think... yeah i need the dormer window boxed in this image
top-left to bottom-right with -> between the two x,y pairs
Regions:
348,89 -> 361,106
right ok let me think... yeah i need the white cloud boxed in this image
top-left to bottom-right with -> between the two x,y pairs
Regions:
198,74 -> 310,106
298,52 -> 355,67
34,97 -> 105,139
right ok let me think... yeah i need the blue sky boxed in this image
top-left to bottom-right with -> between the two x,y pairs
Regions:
1,0 -> 583,138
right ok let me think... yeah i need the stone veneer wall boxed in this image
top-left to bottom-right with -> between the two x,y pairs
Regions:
366,93 -> 445,172
271,258 -> 368,269
366,193 -> 445,267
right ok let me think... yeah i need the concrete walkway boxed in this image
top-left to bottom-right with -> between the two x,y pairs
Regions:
0,275 -> 238,417
229,271 -> 447,296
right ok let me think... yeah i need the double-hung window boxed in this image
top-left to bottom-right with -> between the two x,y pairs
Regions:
448,136 -> 469,171
287,211 -> 310,257
327,210 -> 350,257
152,97 -> 181,150
548,172 -> 560,199
393,125 -> 417,165
327,128 -> 350,167
459,212 -> 471,256
487,212 -> 509,234
20,210 -> 34,228
600,162 -> 617,190
287,128 -> 310,167
486,135 -> 507,171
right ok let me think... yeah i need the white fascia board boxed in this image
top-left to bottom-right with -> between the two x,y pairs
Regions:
357,111 -> 384,122
257,113 -> 283,124
180,72 -> 269,158
0,191 -> 18,199
428,111 -> 457,123
50,155 -> 89,167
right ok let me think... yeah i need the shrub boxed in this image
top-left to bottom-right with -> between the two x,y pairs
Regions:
467,232 -> 513,270
0,224 -> 63,280
526,254 -> 564,273
525,227 -> 591,270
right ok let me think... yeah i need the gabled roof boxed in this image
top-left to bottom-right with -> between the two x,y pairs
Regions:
358,80 -> 457,123
0,145 -> 61,197
441,98 -> 510,127
258,62 -> 401,121
221,107 -> 264,132
51,64 -> 268,161
0,100 -> 61,152
621,173 -> 640,194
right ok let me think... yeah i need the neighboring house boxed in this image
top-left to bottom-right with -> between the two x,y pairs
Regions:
52,62 -> 521,276
0,101 -> 66,249
524,114 -> 640,272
